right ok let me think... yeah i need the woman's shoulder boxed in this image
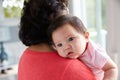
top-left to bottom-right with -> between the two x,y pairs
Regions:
19,48 -> 95,80
61,59 -> 96,80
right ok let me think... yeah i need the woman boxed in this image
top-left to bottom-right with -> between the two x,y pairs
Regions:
18,0 -> 96,80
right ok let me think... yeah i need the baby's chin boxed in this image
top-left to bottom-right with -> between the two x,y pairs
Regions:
66,52 -> 80,59
68,56 -> 79,59
67,55 -> 79,59
59,55 -> 78,59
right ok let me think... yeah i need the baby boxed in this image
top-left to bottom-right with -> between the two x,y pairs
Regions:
47,15 -> 118,80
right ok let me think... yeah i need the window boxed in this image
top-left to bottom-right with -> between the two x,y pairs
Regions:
2,0 -> 23,18
70,0 -> 106,49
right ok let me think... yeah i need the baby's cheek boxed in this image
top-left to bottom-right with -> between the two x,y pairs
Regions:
74,44 -> 84,53
58,50 -> 65,57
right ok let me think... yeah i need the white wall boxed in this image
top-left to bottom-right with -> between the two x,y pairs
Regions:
106,0 -> 120,79
69,0 -> 87,27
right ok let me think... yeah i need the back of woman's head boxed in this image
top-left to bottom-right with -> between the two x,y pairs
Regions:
19,0 -> 69,46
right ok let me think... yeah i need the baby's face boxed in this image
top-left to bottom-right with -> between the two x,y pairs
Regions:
52,23 -> 89,59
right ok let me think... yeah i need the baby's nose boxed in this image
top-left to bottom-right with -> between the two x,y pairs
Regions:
64,43 -> 71,50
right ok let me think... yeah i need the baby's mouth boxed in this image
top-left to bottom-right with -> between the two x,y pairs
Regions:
67,52 -> 75,58
67,52 -> 72,55
67,51 -> 80,59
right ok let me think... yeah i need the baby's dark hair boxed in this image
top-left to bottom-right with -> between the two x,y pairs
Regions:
19,0 -> 68,46
47,15 -> 87,42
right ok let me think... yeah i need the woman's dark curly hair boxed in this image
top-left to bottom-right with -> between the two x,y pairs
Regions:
19,0 -> 68,46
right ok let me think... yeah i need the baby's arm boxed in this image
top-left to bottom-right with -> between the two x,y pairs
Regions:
102,58 -> 118,80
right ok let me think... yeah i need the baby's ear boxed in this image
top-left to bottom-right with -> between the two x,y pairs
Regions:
85,31 -> 89,42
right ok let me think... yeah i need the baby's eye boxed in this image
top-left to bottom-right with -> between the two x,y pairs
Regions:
68,37 -> 74,41
57,43 -> 63,47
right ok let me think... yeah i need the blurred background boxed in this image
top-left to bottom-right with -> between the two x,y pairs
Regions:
0,0 -> 119,80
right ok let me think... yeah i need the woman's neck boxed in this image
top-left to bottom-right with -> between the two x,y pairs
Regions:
28,43 -> 54,52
